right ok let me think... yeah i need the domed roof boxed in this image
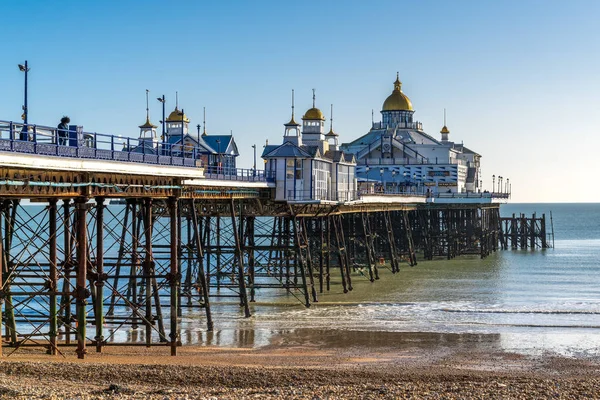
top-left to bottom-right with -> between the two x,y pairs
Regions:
302,107 -> 325,121
440,125 -> 450,134
382,73 -> 413,112
166,107 -> 190,123
139,116 -> 157,129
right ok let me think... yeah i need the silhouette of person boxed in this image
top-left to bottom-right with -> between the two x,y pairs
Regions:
57,116 -> 70,145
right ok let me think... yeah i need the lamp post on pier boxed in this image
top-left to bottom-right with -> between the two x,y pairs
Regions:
380,168 -> 384,192
498,176 -> 502,193
392,170 -> 397,193
252,144 -> 257,172
492,175 -> 495,193
18,61 -> 30,139
157,95 -> 166,154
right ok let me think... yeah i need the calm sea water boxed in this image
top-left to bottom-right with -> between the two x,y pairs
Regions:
188,203 -> 600,358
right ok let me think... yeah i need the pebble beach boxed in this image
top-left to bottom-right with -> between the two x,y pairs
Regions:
2,337 -> 599,399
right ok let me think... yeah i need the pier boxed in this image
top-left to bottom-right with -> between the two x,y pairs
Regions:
0,119 -> 515,358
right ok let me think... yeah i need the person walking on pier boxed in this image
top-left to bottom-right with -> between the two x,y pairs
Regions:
57,116 -> 70,145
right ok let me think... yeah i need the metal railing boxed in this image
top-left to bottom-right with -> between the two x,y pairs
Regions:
429,192 -> 510,199
0,120 -> 270,182
358,157 -> 466,166
285,188 -> 509,202
286,190 -> 358,202
204,166 -> 274,182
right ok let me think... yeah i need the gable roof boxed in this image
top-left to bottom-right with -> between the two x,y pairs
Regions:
263,141 -> 312,158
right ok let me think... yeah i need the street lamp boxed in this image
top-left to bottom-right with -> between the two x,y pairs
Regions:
380,167 -> 384,191
252,144 -> 257,172
18,61 -> 30,138
498,176 -> 502,193
391,170 -> 397,193
157,95 -> 166,154
506,178 -> 510,196
492,175 -> 495,193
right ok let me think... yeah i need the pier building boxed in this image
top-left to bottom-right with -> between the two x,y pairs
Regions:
341,74 -> 481,194
262,92 -> 357,202
131,105 -> 239,174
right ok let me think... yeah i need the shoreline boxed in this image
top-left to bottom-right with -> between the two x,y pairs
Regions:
2,331 -> 599,399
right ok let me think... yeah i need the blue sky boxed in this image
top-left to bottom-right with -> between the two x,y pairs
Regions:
1,0 -> 598,202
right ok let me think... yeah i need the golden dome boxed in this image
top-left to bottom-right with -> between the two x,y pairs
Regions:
440,125 -> 450,134
139,117 -> 157,129
302,107 -> 325,121
382,73 -> 413,112
166,107 -> 190,123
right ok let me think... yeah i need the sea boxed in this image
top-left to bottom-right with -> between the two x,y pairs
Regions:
183,203 -> 600,358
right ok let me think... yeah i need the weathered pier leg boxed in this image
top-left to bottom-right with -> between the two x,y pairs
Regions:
230,199 -> 251,317
48,199 -> 58,355
292,216 -> 311,307
75,198 -> 88,359
94,197 -> 105,353
168,197 -> 180,356
143,198 -> 153,347
361,212 -> 376,281
0,207 -> 3,357
246,216 -> 256,303
191,200 -> 213,331
300,217 -> 318,303
61,199 -> 72,344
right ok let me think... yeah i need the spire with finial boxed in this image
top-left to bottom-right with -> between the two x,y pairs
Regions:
175,91 -> 179,109
139,89 -> 157,128
326,104 -> 338,137
440,108 -> 450,140
394,71 -> 402,92
312,88 -> 316,108
202,107 -> 207,136
286,89 -> 299,125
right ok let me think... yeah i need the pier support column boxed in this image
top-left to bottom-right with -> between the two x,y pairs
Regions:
143,198 -> 153,347
168,197 -> 180,356
75,197 -> 89,359
230,199 -> 251,317
94,197 -> 105,353
190,200 -> 213,331
48,199 -> 58,355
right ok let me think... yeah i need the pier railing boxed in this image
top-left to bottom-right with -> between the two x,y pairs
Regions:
429,192 -> 510,199
0,120 -> 271,182
204,166 -> 274,182
285,188 -> 509,203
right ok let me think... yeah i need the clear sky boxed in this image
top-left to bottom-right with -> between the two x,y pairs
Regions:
1,0 -> 598,202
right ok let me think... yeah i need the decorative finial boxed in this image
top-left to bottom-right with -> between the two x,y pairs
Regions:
444,108 -> 447,126
176,91 -> 179,109
312,88 -> 316,108
202,107 -> 207,136
330,104 -> 334,132
292,89 -> 295,119
371,109 -> 374,125
394,72 -> 402,91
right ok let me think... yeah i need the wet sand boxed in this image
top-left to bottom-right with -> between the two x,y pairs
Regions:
1,330 -> 600,399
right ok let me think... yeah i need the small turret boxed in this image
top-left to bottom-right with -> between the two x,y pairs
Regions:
440,109 -> 450,143
283,89 -> 301,146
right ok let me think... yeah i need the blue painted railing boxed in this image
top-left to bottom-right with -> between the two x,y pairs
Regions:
0,120 -> 273,182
